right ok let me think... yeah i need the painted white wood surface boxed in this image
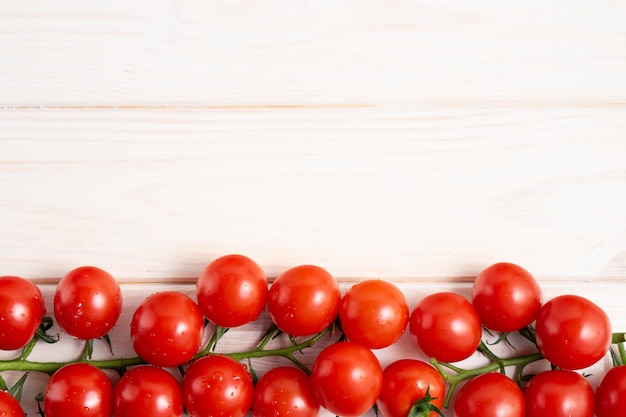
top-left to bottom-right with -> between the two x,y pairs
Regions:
1,0 -> 626,415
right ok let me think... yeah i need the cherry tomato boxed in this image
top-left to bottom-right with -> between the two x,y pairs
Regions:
0,391 -> 25,417
524,370 -> 594,417
472,262 -> 542,332
454,372 -> 525,417
339,279 -> 409,349
44,363 -> 113,417
183,354 -> 253,417
310,341 -> 383,417
252,366 -> 319,417
409,292 -> 482,362
535,294 -> 611,370
114,366 -> 183,417
376,359 -> 445,417
595,365 -> 626,417
197,254 -> 268,328
0,276 -> 46,351
130,291 -> 204,367
268,265 -> 341,336
53,266 -> 122,340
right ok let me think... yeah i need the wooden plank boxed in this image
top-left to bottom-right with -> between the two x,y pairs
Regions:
1,107 -> 626,282
1,0 -> 625,106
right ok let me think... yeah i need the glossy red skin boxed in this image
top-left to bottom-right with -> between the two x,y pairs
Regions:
183,355 -> 253,417
54,266 -> 122,340
535,294 -> 611,370
376,359 -> 445,417
0,276 -> 46,350
409,292 -> 482,362
268,265 -> 340,336
339,279 -> 409,349
472,262 -> 542,332
114,366 -> 183,417
524,370 -> 594,417
252,366 -> 319,417
130,291 -> 204,367
595,365 -> 626,417
454,372 -> 525,417
44,363 -> 113,417
0,391 -> 25,417
197,254 -> 268,328
310,341 -> 383,417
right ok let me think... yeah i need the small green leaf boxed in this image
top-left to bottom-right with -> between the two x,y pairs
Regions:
8,372 -> 29,401
35,316 -> 59,344
100,334 -> 115,356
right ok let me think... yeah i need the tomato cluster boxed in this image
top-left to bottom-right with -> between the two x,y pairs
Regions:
0,257 -> 623,417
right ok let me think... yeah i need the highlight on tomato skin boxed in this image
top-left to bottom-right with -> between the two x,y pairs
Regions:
310,341 -> 383,417
53,266 -> 122,341
376,359 -> 445,417
252,366 -> 319,417
44,363 -> 114,417
339,279 -> 409,349
409,292 -> 482,363
183,354 -> 254,417
130,291 -> 204,368
114,366 -> 184,417
535,294 -> 612,370
196,254 -> 268,328
267,264 -> 341,337
0,275 -> 46,351
471,262 -> 542,333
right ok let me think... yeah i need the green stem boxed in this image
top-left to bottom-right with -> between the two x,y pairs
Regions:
0,356 -> 147,376
431,351 -> 544,408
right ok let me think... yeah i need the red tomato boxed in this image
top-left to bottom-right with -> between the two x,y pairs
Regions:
0,391 -> 25,417
472,262 -> 542,332
197,254 -> 268,328
0,276 -> 46,350
595,365 -> 626,417
53,266 -> 122,340
252,366 -> 319,417
44,363 -> 113,417
114,366 -> 183,417
183,355 -> 253,417
339,279 -> 409,349
310,341 -> 383,417
453,372 -> 525,417
535,294 -> 611,370
268,265 -> 341,336
376,359 -> 445,417
524,370 -> 594,417
130,291 -> 204,367
409,292 -> 482,362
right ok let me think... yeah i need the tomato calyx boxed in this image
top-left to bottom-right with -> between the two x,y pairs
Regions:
406,386 -> 445,417
0,372 -> 29,403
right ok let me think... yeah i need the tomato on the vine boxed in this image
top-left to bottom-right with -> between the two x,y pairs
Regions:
310,341 -> 383,417
472,262 -> 542,332
0,391 -> 25,417
44,363 -> 113,417
535,294 -> 611,370
409,292 -> 482,362
114,366 -> 183,417
197,254 -> 268,328
595,365 -> 626,417
0,275 -> 46,351
53,266 -> 122,340
183,354 -> 253,417
454,372 -> 525,417
376,359 -> 445,417
268,265 -> 341,336
339,279 -> 409,349
252,366 -> 319,417
524,370 -> 594,417
130,291 -> 204,367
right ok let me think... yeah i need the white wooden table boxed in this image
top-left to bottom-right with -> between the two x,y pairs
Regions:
1,1 -> 626,415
